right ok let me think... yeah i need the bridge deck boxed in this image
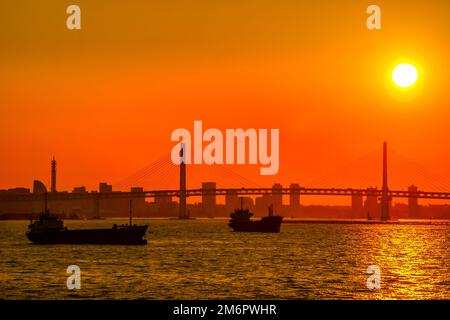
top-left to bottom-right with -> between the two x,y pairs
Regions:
1,188 -> 450,201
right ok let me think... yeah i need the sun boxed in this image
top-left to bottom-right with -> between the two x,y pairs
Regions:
392,63 -> 418,88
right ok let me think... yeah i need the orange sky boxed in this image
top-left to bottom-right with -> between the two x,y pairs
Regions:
1,1 -> 450,198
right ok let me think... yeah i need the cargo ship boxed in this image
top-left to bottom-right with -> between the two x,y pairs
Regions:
228,201 -> 283,233
26,196 -> 148,245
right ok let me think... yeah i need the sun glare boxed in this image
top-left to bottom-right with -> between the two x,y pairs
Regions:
392,63 -> 418,88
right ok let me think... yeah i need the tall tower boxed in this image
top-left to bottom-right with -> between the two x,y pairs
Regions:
51,157 -> 57,193
179,143 -> 188,219
381,142 -> 390,221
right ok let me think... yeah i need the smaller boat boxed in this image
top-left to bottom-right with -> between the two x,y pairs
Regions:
228,201 -> 283,233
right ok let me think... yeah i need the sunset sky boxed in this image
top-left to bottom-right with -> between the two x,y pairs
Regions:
1,1 -> 450,198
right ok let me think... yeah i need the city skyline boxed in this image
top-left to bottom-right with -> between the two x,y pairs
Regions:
3,140 -> 450,203
3,145 -> 450,221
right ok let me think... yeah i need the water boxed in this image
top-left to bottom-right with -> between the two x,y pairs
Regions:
1,219 -> 449,299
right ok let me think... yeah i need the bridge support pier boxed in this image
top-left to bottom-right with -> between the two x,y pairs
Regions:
179,143 -> 188,219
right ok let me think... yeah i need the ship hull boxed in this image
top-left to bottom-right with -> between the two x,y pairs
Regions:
26,226 -> 148,245
228,216 -> 283,233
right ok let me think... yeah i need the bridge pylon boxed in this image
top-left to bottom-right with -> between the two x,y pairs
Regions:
381,141 -> 390,221
179,143 -> 188,219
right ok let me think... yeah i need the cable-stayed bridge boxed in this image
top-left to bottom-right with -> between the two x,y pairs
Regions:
2,142 -> 450,220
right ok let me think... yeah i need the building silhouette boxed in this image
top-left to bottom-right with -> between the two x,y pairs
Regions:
225,190 -> 239,211
72,186 -> 87,193
202,182 -> 216,217
99,182 -> 113,193
289,183 -> 301,216
272,183 -> 283,214
408,185 -> 420,219
33,180 -> 47,194
351,192 -> 364,218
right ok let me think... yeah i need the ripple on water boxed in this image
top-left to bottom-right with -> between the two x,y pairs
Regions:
1,220 -> 450,299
